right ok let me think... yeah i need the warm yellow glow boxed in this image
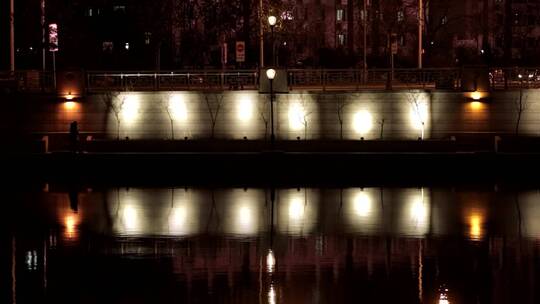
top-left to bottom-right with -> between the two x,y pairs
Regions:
64,213 -> 79,239
63,101 -> 78,111
439,291 -> 450,304
123,205 -> 138,231
470,101 -> 485,111
268,285 -> 276,304
121,95 -> 140,122
237,97 -> 254,121
353,191 -> 372,217
289,197 -> 305,220
266,250 -> 276,273
468,213 -> 485,241
65,93 -> 74,100
353,110 -> 373,135
471,91 -> 482,101
409,98 -> 429,131
169,94 -> 188,121
237,206 -> 253,230
169,206 -> 187,235
288,103 -> 305,131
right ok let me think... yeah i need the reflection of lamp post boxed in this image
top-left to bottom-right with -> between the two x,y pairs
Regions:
268,16 -> 277,66
266,68 -> 276,145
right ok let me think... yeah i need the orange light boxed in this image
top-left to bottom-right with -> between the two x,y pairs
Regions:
63,101 -> 78,110
65,93 -> 74,100
468,213 -> 484,241
471,91 -> 482,101
470,101 -> 484,111
64,213 -> 79,239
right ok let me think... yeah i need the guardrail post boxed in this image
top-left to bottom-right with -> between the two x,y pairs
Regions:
187,73 -> 191,90
386,70 -> 392,90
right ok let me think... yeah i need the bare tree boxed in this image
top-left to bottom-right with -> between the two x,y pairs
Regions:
514,86 -> 528,136
407,90 -> 426,140
163,95 -> 175,140
258,96 -> 270,141
204,93 -> 224,139
379,118 -> 386,140
297,93 -> 313,140
335,94 -> 348,140
102,92 -> 124,140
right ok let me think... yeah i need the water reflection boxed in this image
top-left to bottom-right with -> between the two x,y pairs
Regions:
8,186 -> 540,303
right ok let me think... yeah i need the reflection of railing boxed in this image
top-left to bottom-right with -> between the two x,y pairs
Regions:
86,70 -> 259,92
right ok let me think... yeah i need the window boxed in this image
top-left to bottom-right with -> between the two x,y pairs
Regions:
86,8 -> 93,17
397,11 -> 404,22
441,15 -> 447,25
336,9 -> 344,21
113,5 -> 126,12
338,34 -> 345,46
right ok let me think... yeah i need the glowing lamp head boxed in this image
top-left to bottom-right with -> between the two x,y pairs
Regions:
471,91 -> 482,101
65,92 -> 74,100
266,68 -> 276,80
268,15 -> 277,26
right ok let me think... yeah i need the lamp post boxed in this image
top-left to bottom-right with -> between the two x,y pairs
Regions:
268,16 -> 277,66
266,68 -> 276,145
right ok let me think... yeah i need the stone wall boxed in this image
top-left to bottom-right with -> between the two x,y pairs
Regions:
13,89 -> 540,140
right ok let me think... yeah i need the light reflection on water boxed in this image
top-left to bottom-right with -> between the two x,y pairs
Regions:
7,186 -> 540,303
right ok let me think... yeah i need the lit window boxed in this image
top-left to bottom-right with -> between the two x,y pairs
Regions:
113,5 -> 126,12
281,11 -> 293,20
442,15 -> 447,24
397,11 -> 404,22
336,9 -> 344,21
338,34 -> 345,46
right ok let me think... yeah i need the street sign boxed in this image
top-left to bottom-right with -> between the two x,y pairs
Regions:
236,41 -> 245,63
49,23 -> 58,52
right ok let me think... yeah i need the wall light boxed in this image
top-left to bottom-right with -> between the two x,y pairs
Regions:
121,95 -> 140,122
288,103 -> 305,131
169,94 -> 188,121
237,96 -> 254,121
63,101 -> 78,111
353,190 -> 372,217
353,110 -> 373,135
470,91 -> 482,101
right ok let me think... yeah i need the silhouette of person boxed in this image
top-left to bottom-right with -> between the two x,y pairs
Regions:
69,121 -> 79,153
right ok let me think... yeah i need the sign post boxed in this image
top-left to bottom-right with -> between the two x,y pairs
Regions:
221,43 -> 227,69
236,41 -> 245,64
391,34 -> 398,84
49,23 -> 59,89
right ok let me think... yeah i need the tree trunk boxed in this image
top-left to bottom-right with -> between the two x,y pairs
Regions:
170,119 -> 175,140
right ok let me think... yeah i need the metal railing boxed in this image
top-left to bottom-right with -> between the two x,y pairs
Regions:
86,70 -> 259,92
4,67 -> 540,93
287,68 -> 462,90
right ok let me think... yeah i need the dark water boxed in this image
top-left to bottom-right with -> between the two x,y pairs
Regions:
3,185 -> 540,303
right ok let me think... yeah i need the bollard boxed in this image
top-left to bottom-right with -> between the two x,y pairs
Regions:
42,135 -> 49,153
494,136 -> 501,153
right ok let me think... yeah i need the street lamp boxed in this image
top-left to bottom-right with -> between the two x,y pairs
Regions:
268,16 -> 277,66
266,68 -> 276,145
